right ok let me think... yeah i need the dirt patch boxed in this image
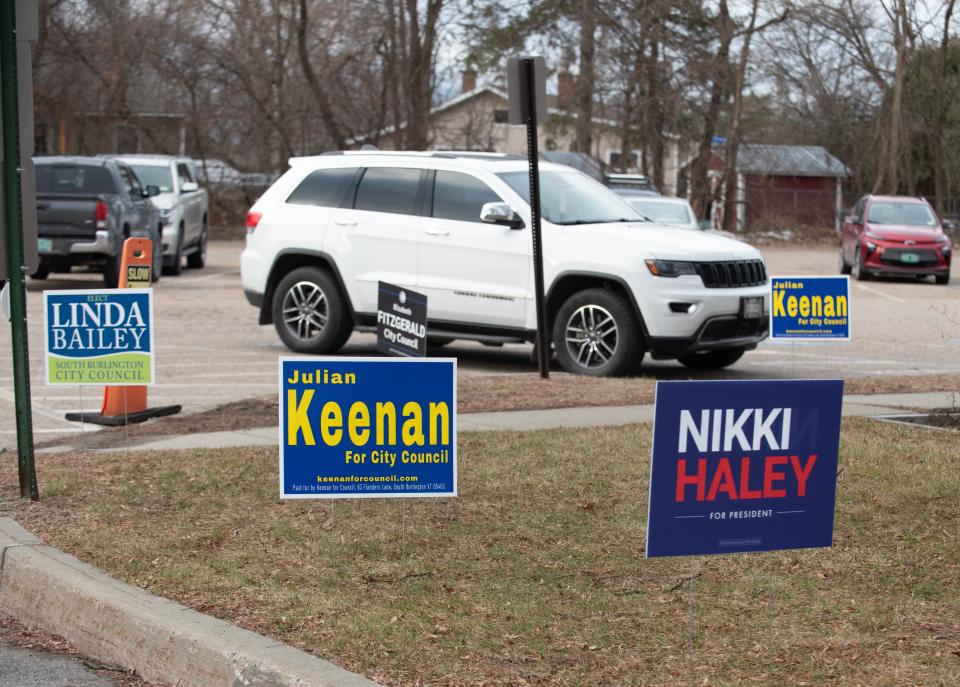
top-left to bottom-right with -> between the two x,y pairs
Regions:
3,418 -> 958,686
33,372 -> 960,451
0,613 -> 158,686
35,373 -> 660,450
877,409 -> 960,430
739,222 -> 838,247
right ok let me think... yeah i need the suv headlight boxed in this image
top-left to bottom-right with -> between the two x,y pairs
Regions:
159,208 -> 174,226
645,259 -> 698,277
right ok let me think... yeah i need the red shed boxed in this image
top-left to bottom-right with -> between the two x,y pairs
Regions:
694,144 -> 849,231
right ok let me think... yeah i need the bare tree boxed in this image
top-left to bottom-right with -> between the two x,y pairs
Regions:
721,0 -> 788,231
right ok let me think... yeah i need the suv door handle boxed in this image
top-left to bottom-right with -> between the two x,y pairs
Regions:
424,227 -> 449,236
333,217 -> 357,226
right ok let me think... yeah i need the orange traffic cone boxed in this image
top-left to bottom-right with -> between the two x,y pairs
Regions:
65,238 -> 181,427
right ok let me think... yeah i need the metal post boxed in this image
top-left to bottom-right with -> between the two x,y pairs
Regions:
1,0 -> 38,500
522,57 -> 549,379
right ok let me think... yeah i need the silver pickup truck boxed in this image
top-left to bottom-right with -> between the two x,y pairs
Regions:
111,155 -> 209,274
33,157 -> 163,287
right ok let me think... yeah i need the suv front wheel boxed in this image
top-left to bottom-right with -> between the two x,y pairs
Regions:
272,266 -> 353,353
552,288 -> 644,377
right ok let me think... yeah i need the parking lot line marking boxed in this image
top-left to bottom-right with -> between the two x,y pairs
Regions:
853,282 -> 905,302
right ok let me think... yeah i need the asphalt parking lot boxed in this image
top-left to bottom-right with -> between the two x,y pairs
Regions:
2,240 -> 958,440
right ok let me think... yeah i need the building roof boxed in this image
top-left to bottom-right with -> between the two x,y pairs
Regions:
348,85 -> 625,146
735,144 -> 849,178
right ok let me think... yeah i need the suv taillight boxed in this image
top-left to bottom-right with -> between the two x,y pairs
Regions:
95,200 -> 108,226
246,211 -> 262,233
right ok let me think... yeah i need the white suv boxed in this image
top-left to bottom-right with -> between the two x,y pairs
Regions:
241,152 -> 769,376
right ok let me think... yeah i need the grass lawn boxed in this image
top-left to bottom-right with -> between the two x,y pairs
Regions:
2,418 -> 958,686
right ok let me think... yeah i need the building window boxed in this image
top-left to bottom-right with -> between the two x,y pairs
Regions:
493,109 -> 509,124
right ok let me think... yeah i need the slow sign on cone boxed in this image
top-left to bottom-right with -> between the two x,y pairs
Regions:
65,238 -> 181,427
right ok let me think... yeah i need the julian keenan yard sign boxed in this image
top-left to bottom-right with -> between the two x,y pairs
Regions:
770,276 -> 850,341
280,357 -> 456,499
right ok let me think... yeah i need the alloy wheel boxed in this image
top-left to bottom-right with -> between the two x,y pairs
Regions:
281,281 -> 328,341
564,304 -> 619,369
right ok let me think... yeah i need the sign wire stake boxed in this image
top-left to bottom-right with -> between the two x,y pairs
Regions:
401,500 -> 406,560
766,560 -> 775,681
122,387 -> 129,458
330,501 -> 337,575
78,385 -> 86,451
685,557 -> 700,687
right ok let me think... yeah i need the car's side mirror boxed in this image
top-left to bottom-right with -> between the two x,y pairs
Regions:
698,219 -> 711,231
181,181 -> 199,193
143,185 -> 160,198
480,201 -> 523,229
943,219 -> 957,232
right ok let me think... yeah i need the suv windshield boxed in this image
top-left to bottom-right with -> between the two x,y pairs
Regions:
497,170 -> 641,225
129,165 -> 174,193
867,202 -> 937,226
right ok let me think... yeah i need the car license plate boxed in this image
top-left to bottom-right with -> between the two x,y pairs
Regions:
900,252 -> 919,264
741,296 -> 763,319
37,238 -> 52,252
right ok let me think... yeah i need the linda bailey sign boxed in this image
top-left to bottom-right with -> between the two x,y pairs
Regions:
646,380 -> 843,557
280,357 -> 456,499
43,289 -> 154,385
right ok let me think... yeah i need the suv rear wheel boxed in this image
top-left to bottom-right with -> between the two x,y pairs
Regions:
678,347 -> 745,370
272,266 -> 352,353
552,288 -> 643,377
187,220 -> 207,269
164,226 -> 184,276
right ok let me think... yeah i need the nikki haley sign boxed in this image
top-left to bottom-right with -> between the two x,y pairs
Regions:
646,380 -> 843,557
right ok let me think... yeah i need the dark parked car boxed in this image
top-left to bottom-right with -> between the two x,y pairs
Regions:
33,157 -> 163,287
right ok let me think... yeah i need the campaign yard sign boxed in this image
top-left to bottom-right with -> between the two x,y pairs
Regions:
770,276 -> 850,341
646,379 -> 843,558
44,289 -> 154,385
377,282 -> 427,357
280,357 -> 456,499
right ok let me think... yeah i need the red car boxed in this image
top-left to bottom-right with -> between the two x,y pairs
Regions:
840,195 -> 952,284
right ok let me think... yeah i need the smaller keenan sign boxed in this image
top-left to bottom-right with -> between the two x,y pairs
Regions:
646,379 -> 843,558
377,281 -> 427,357
770,275 -> 850,341
280,357 -> 456,499
44,288 -> 154,385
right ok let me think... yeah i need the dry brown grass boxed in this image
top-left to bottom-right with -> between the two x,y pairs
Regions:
2,418 -> 958,686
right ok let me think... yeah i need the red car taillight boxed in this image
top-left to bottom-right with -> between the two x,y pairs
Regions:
95,200 -> 108,222
246,211 -> 262,232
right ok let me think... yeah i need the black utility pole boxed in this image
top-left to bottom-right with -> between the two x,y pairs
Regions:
1,0 -> 39,500
508,56 -> 549,379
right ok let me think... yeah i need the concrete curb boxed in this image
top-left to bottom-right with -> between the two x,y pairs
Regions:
0,518 -> 382,687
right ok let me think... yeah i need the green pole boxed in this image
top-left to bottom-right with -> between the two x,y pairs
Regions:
1,0 -> 38,501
